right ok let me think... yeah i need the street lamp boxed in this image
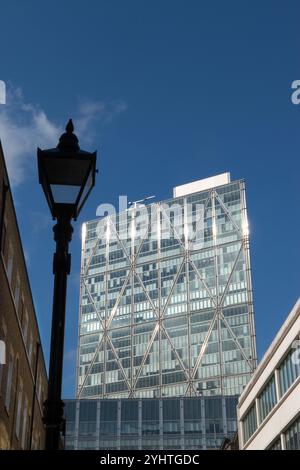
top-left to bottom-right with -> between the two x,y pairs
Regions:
37,119 -> 97,450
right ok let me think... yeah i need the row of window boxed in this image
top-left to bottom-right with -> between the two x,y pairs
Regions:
84,228 -> 244,268
65,396 -> 237,431
1,223 -> 36,372
84,273 -> 246,295
86,243 -> 222,271
0,346 -> 43,449
83,220 -> 241,254
83,281 -> 247,309
242,342 -> 300,444
0,216 -> 45,449
78,373 -> 248,398
269,415 -> 300,450
74,419 -> 207,436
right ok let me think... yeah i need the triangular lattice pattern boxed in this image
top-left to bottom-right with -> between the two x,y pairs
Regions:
77,181 -> 257,399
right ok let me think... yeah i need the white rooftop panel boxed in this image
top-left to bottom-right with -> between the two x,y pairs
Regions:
173,172 -> 231,198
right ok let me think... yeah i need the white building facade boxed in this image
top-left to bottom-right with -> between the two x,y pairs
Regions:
237,298 -> 300,450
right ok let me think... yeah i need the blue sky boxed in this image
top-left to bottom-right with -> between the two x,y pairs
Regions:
0,0 -> 299,397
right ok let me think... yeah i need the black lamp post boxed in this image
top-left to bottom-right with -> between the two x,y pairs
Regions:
37,119 -> 97,450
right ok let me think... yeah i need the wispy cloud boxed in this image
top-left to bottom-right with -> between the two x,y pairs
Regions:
0,87 -> 60,186
64,348 -> 77,363
75,98 -> 127,145
24,249 -> 30,266
28,210 -> 53,235
0,86 -> 127,186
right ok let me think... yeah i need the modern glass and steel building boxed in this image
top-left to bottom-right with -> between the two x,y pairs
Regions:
64,395 -> 239,450
76,173 -> 257,400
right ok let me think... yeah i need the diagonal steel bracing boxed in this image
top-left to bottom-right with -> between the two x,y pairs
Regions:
78,184 -> 256,398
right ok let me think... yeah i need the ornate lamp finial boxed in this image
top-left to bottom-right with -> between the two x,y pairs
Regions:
66,119 -> 74,134
57,118 -> 79,151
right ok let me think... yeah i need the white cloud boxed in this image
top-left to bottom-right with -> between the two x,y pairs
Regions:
0,86 -> 127,186
0,88 -> 60,185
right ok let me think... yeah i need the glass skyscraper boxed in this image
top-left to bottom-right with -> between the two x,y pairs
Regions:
76,173 -> 257,400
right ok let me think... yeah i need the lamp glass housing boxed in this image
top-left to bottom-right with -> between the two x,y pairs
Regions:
38,148 -> 96,219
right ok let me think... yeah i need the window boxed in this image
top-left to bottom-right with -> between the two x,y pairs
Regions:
0,339 -> 5,392
0,319 -> 7,395
184,398 -> 202,434
21,396 -> 29,449
65,401 -> 76,435
37,375 -> 42,405
15,379 -> 23,439
19,296 -> 25,323
242,403 -> 257,444
121,400 -> 138,421
6,242 -> 14,284
205,397 -> 222,419
1,220 -> 7,255
28,332 -> 33,365
100,400 -> 118,435
142,399 -> 159,435
285,416 -> 300,450
258,375 -> 277,422
268,438 -> 282,450
22,310 -> 29,346
121,400 -> 138,435
163,399 -> 180,420
5,352 -> 14,412
279,348 -> 300,397
36,433 -> 41,449
163,399 -> 180,435
14,272 -> 21,311
79,400 -> 97,435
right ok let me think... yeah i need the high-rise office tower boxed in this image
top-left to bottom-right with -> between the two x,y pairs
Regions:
76,173 -> 257,400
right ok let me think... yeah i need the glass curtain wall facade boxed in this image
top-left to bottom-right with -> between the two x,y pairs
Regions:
64,396 -> 239,450
77,179 -> 257,399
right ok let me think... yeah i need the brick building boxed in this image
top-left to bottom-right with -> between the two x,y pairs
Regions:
0,141 -> 48,449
